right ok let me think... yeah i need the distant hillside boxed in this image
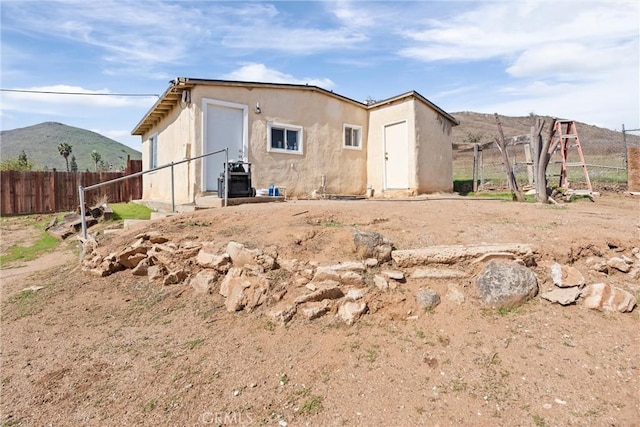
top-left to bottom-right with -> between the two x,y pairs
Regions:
0,122 -> 141,171
450,112 -> 636,152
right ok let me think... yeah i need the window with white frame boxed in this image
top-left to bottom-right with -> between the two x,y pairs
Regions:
149,134 -> 158,168
343,124 -> 362,149
267,122 -> 303,154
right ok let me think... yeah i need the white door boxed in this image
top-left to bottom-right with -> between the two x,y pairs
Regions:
383,121 -> 409,189
203,101 -> 246,192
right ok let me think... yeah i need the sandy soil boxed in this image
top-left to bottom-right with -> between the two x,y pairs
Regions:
1,194 -> 639,426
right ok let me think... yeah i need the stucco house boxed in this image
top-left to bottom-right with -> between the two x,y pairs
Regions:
131,78 -> 459,204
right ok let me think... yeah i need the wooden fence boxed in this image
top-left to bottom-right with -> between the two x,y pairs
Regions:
1,159 -> 142,216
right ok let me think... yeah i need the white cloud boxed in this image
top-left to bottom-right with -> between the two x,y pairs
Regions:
219,64 -> 336,89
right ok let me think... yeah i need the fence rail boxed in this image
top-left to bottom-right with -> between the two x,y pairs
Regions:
0,159 -> 142,216
454,127 -> 632,193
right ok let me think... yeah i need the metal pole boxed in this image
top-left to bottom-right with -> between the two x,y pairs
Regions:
170,162 -> 175,212
79,185 -> 87,240
622,124 -> 628,171
472,144 -> 479,193
224,148 -> 229,207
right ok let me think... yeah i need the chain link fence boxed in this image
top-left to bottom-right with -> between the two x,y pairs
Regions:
453,124 -> 635,194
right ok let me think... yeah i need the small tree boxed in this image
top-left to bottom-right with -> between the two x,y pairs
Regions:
91,150 -> 102,171
70,155 -> 78,172
0,152 -> 33,171
57,143 -> 72,172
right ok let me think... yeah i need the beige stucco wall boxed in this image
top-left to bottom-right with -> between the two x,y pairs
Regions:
367,96 -> 454,195
138,84 -> 455,205
141,102 -> 195,204
367,99 -> 417,194
415,103 -> 454,193
188,85 -> 369,198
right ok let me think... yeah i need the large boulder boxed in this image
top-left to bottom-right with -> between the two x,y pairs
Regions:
476,262 -> 538,308
353,231 -> 394,262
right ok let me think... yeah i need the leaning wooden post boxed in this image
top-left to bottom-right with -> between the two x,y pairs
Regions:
494,113 -> 524,201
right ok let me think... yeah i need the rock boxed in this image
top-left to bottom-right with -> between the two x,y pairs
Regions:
339,271 -> 365,287
345,288 -> 366,301
131,258 -> 150,276
272,289 -> 287,302
268,305 -> 297,324
476,262 -> 538,308
148,264 -> 166,281
338,301 -> 367,325
305,283 -> 317,291
550,262 -> 586,288
225,280 -> 249,310
135,230 -> 169,244
312,266 -> 341,282
226,241 -> 275,270
220,268 -> 244,297
365,258 -> 379,267
117,246 -> 148,269
581,283 -> 636,313
607,257 -> 631,273
278,258 -> 299,272
163,269 -> 188,285
584,256 -> 608,273
294,276 -> 309,287
445,283 -> 465,305
294,281 -> 344,304
148,243 -> 177,266
628,268 -> 639,280
353,230 -> 394,262
393,244 -> 534,268
301,301 -> 331,320
541,287 -> 581,305
190,270 -> 219,294
382,270 -> 405,281
412,268 -> 466,279
196,245 -> 230,271
471,252 -> 517,264
373,275 -> 389,291
328,261 -> 366,272
301,268 -> 315,280
416,288 -> 441,310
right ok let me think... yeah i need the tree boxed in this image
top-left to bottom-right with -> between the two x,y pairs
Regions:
70,155 -> 78,172
0,153 -> 33,171
91,150 -> 102,171
58,143 -> 72,172
18,150 -> 29,168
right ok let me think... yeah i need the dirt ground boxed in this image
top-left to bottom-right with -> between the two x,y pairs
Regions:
1,194 -> 639,426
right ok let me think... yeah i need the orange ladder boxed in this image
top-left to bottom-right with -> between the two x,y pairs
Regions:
550,119 -> 593,194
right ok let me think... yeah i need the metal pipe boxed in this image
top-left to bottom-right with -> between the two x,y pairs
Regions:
224,148 -> 229,207
79,185 -> 87,240
78,147 -> 229,237
170,162 -> 175,212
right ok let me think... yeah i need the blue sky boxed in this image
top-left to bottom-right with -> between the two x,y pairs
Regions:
1,0 -> 638,151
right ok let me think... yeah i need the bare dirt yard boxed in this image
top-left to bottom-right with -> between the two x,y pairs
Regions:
1,194 -> 639,426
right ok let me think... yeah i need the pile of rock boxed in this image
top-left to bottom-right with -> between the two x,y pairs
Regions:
81,229 -> 638,326
541,257 -> 637,312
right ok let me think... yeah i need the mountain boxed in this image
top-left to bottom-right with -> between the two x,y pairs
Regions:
0,122 -> 141,171
450,111 -> 634,151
